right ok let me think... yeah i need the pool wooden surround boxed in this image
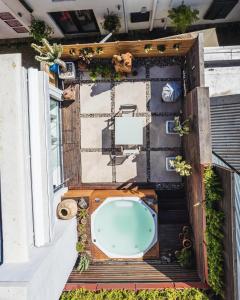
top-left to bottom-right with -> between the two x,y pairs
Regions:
63,189 -> 160,260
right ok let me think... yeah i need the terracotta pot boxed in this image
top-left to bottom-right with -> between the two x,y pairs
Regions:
57,199 -> 78,220
182,238 -> 192,249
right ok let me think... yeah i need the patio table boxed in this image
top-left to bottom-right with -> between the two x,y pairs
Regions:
115,116 -> 145,145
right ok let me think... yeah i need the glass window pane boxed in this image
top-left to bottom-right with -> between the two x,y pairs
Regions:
50,99 -> 62,189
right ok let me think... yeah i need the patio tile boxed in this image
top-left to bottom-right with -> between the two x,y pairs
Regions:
150,116 -> 181,148
147,81 -> 182,113
149,65 -> 181,79
115,81 -> 147,113
115,152 -> 147,182
81,117 -> 112,148
81,152 -> 113,183
80,82 -> 111,114
150,151 -> 182,182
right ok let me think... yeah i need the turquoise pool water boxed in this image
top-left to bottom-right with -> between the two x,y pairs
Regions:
91,197 -> 157,258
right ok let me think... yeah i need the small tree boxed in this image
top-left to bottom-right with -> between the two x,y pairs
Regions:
170,156 -> 192,176
168,1 -> 199,33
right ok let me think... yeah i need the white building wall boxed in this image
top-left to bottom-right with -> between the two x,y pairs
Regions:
0,0 -> 240,39
0,54 -> 33,263
0,53 -> 78,300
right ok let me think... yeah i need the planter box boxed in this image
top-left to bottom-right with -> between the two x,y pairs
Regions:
59,62 -> 76,80
165,120 -> 177,134
166,157 -> 176,171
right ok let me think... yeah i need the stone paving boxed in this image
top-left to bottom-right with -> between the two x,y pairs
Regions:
79,58 -> 183,184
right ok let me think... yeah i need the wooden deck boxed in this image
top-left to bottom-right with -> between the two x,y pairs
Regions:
67,261 -> 200,283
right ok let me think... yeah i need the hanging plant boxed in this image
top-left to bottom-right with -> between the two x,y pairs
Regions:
169,155 -> 192,176
144,44 -> 153,53
30,18 -> 53,42
103,11 -> 121,32
168,1 -> 199,33
157,44 -> 166,53
173,116 -> 191,136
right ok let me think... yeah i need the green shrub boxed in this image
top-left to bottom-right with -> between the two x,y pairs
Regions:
61,288 -> 209,300
30,18 -> 53,42
204,166 -> 224,297
176,248 -> 194,269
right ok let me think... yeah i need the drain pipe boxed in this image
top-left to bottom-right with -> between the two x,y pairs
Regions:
149,0 -> 158,31
99,32 -> 113,43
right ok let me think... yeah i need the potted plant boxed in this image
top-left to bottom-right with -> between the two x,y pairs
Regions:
169,155 -> 192,176
76,241 -> 85,253
103,11 -> 121,33
30,18 -> 53,42
175,248 -> 194,269
31,38 -> 67,73
78,47 -> 95,70
168,1 -> 199,33
173,116 -> 191,136
144,44 -> 153,53
95,47 -> 104,55
157,44 -> 166,53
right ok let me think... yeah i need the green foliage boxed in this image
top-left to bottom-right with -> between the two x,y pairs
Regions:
144,44 -> 153,53
113,72 -> 122,81
95,47 -> 104,55
103,12 -> 121,32
170,155 -> 192,176
176,248 -> 194,269
78,209 -> 89,219
79,47 -> 95,65
204,166 -> 224,298
76,241 -> 85,253
174,116 -> 191,136
31,38 -> 66,70
76,254 -> 90,273
61,288 -> 209,300
89,64 -> 112,80
168,1 -> 199,33
30,18 -> 53,42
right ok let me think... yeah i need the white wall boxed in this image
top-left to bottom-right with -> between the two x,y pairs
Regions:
0,0 -> 240,39
0,54 -> 33,263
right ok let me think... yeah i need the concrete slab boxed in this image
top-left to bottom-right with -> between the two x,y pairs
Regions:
148,81 -> 182,113
80,83 -> 111,114
149,65 -> 181,79
150,116 -> 181,148
115,152 -> 147,182
81,152 -> 113,183
81,117 -> 112,148
115,81 -> 147,113
150,151 -> 181,182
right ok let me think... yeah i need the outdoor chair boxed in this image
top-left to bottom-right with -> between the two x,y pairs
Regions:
119,104 -> 138,116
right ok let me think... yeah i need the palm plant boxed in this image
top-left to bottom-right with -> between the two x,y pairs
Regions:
170,155 -> 192,176
173,116 -> 191,136
31,38 -> 66,71
168,1 -> 199,33
103,11 -> 121,32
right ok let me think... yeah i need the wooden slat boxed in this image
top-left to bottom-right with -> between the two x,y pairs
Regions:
67,262 -> 200,283
62,38 -> 196,60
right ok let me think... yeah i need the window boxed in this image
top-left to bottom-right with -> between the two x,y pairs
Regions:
130,11 -> 150,23
49,9 -> 99,34
204,0 -> 238,20
50,98 -> 63,190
